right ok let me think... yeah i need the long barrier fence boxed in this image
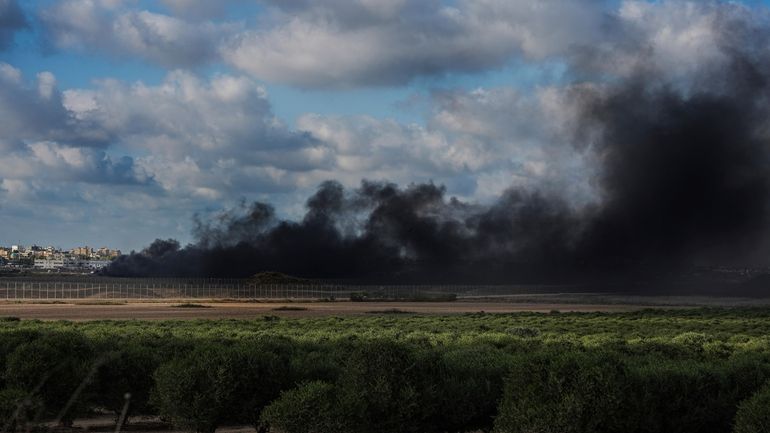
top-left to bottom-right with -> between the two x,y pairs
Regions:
0,277 -> 584,301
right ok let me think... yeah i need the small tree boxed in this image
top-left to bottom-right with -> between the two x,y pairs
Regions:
152,342 -> 293,433
0,330 -> 42,389
335,340 -> 443,433
5,331 -> 96,426
151,348 -> 238,433
260,381 -> 346,433
494,350 -> 630,433
95,346 -> 157,422
229,341 -> 294,428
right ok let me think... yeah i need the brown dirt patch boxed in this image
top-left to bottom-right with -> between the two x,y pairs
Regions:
0,300 -> 644,321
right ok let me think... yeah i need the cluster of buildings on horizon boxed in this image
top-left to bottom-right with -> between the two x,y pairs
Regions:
0,244 -> 122,272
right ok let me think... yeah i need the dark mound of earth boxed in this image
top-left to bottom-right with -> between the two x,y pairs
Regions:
250,271 -> 313,285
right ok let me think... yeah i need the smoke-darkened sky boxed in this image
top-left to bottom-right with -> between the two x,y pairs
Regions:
3,1 -> 770,279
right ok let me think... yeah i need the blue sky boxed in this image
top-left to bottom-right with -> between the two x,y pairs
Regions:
0,0 -> 765,251
1,1 -> 569,127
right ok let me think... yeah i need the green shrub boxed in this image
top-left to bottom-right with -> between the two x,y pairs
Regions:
229,341 -> 293,427
291,345 -> 344,383
260,381 -> 347,433
336,340 -> 444,433
152,347 -> 240,433
734,383 -> 770,433
671,332 -> 711,353
626,358 -> 769,433
433,344 -> 510,433
152,343 -> 292,433
0,330 -> 42,388
505,327 -> 540,338
5,331 -> 96,425
95,346 -> 158,420
494,350 -> 630,433
0,307 -> 769,432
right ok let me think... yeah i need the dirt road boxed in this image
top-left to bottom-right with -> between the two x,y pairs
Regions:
0,300 -> 645,321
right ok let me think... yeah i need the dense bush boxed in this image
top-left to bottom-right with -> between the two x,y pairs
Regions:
152,342 -> 292,433
260,381 -> 346,433
94,346 -> 158,419
494,350 -> 630,433
0,330 -> 41,388
5,331 -> 96,425
0,309 -> 768,432
434,344 -> 511,433
261,340 -> 447,433
227,340 -> 294,428
494,352 -> 770,433
335,340 -> 444,433
152,347 -> 240,433
733,383 -> 770,433
625,358 -> 769,433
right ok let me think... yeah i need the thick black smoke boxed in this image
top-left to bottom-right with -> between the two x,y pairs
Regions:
105,13 -> 770,283
105,182 -> 583,281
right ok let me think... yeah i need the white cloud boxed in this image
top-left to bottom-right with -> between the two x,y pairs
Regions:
296,85 -> 594,201
33,0 -> 766,88
0,141 -> 151,185
39,0 -> 236,68
0,67 -> 591,207
0,62 -> 110,148
224,0 -> 766,88
222,0 -> 610,88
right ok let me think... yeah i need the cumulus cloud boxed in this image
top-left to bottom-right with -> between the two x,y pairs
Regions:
222,0 -> 768,88
61,71 -> 575,203
297,86 -> 592,201
0,65 -> 153,201
62,71 -> 330,198
0,141 -> 152,185
0,0 -> 26,50
2,60 -> 585,229
222,0 -> 610,87
0,63 -> 110,148
39,0 -> 236,68
31,0 -> 769,88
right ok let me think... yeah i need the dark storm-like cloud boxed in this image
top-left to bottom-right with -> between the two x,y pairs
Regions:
0,0 -> 26,51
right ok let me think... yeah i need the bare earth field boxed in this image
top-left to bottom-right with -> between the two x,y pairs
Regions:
44,416 -> 253,433
0,300 -> 652,320
3,291 -> 770,320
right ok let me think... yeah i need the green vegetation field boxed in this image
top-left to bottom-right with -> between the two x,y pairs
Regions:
3,308 -> 770,433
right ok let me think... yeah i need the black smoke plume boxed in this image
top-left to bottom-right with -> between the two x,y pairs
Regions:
105,13 -> 770,284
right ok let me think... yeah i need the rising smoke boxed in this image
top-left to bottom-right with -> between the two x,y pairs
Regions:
105,6 -> 770,283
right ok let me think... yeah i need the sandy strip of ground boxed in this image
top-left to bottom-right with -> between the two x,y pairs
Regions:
0,301 -> 646,321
